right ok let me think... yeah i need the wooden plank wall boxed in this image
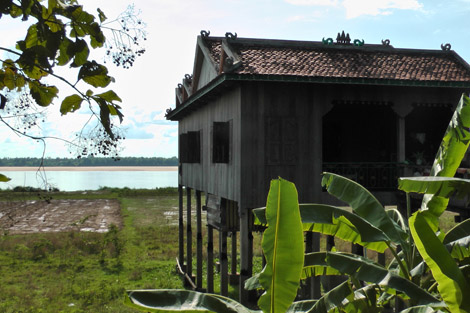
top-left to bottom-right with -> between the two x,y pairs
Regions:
179,87 -> 241,202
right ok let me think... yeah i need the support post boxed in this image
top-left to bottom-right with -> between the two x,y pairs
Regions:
207,225 -> 214,293
305,232 -> 321,299
186,187 -> 192,280
231,231 -> 237,276
178,185 -> 184,270
196,190 -> 203,290
220,230 -> 228,296
230,231 -> 239,285
239,207 -> 253,304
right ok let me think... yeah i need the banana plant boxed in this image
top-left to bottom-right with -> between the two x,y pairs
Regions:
126,177 -> 306,313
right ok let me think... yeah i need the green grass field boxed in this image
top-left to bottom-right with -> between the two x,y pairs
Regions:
0,188 -> 185,312
0,188 -> 459,312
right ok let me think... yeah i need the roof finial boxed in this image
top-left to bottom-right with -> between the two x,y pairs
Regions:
200,30 -> 210,39
336,31 -> 351,45
382,39 -> 391,46
225,32 -> 238,40
441,43 -> 451,51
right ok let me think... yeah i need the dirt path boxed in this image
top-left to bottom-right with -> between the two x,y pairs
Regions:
0,199 -> 122,234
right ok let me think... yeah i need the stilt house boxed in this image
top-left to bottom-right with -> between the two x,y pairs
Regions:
165,31 -> 470,303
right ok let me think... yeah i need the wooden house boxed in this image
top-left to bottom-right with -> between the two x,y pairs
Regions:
165,31 -> 470,303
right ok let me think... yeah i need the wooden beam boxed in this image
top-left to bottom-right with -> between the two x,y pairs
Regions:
239,207 -> 253,305
231,231 -> 237,276
186,187 -> 192,279
196,190 -> 203,290
220,229 -> 228,296
178,185 -> 184,269
196,36 -> 219,77
207,225 -> 214,293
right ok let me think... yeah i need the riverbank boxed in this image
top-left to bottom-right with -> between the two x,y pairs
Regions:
0,166 -> 178,171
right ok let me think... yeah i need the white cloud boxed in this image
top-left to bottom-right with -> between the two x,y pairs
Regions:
285,0 -> 338,5
342,0 -> 423,19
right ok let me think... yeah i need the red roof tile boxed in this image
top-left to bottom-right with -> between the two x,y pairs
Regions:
204,38 -> 470,83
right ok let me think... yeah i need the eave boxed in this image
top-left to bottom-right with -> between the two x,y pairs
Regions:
166,73 -> 470,121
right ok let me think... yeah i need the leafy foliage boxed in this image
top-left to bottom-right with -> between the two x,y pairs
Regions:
0,0 -> 146,165
126,94 -> 470,312
258,178 -> 304,313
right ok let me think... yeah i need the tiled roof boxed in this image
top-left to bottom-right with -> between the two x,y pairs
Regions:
205,38 -> 470,83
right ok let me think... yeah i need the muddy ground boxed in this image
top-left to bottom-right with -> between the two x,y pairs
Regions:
0,199 -> 122,234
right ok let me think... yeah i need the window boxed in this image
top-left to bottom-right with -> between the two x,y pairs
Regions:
179,131 -> 201,163
212,121 -> 230,163
187,131 -> 201,163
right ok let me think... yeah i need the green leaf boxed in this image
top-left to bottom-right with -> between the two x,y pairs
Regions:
24,24 -> 39,48
60,94 -> 83,115
399,176 -> 470,200
3,68 -> 15,89
71,39 -> 89,67
244,273 -> 262,290
29,81 -> 58,107
444,219 -> 470,245
254,204 -> 390,252
10,4 -> 22,18
421,94 -> 470,227
321,172 -> 407,246
301,281 -> 354,313
97,8 -> 107,23
125,289 -> 257,313
400,305 -> 448,313
78,61 -> 112,88
97,99 -> 113,139
258,178 -> 304,313
303,251 -> 441,306
95,90 -> 121,103
0,174 -> 11,182
410,212 -> 470,312
443,219 -> 470,261
57,38 -> 73,66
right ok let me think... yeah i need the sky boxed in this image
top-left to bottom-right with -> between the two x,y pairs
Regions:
1,0 -> 470,159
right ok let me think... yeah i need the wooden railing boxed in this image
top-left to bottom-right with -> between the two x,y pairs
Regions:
323,162 -> 409,191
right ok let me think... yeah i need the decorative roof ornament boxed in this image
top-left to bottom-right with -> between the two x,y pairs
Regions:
177,83 -> 183,89
184,74 -> 193,83
336,31 -> 351,44
200,30 -> 210,38
353,39 -> 364,47
164,108 -> 173,118
322,37 -> 333,45
382,39 -> 391,46
225,32 -> 238,40
441,43 -> 451,51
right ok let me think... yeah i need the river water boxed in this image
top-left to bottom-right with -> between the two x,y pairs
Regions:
0,168 -> 178,191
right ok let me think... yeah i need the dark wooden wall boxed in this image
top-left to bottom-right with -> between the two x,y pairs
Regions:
179,80 -> 466,208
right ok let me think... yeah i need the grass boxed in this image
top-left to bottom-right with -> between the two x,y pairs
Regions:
0,188 -> 184,312
0,187 -> 263,312
0,187 -> 462,312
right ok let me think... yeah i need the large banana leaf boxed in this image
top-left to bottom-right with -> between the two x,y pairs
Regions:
303,251 -> 440,306
421,94 -> 470,226
253,204 -> 390,252
444,219 -> 470,245
258,178 -> 304,313
399,305 -> 447,313
409,212 -> 470,313
298,280 -> 354,313
398,177 -> 470,200
125,290 -> 259,313
321,172 -> 408,247
443,219 -> 470,261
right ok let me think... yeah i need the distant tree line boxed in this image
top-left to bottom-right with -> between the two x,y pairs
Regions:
0,157 -> 178,167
